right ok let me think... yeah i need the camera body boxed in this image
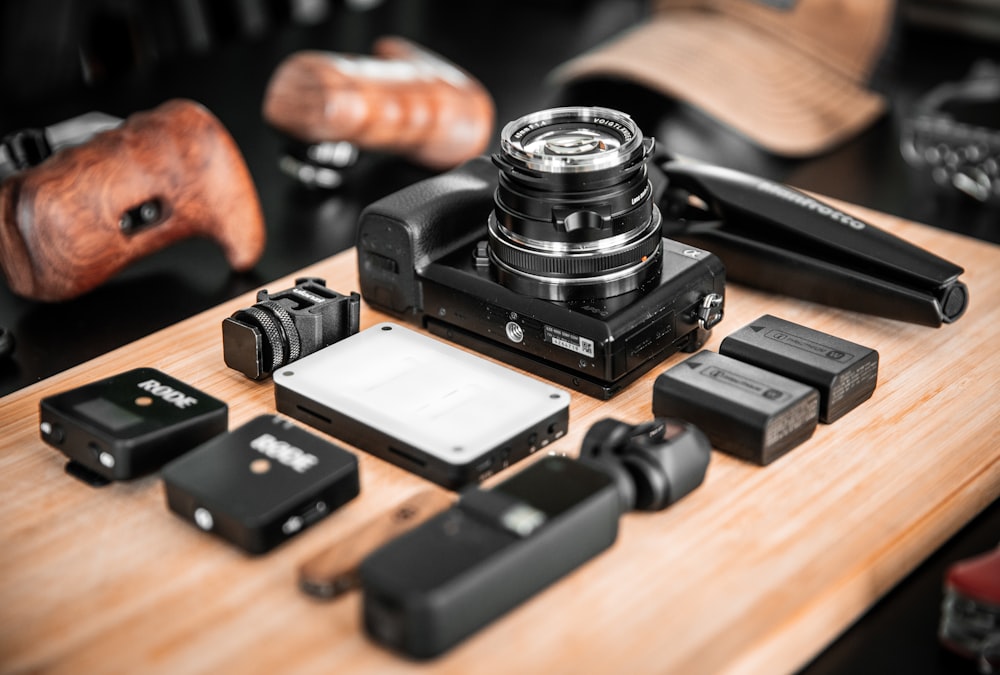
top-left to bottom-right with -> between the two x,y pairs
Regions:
358,148 -> 725,398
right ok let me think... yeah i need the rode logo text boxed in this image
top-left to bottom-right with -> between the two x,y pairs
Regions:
250,434 -> 319,473
137,379 -> 197,409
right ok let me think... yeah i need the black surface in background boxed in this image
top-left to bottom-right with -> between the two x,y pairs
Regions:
0,1 -> 997,672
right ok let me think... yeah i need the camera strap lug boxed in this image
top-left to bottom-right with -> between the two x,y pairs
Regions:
697,293 -> 724,330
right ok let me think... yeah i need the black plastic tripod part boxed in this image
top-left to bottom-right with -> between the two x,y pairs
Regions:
653,157 -> 969,327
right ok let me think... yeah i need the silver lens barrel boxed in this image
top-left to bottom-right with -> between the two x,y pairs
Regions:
489,107 -> 662,300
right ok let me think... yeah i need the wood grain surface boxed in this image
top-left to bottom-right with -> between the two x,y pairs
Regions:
1,203 -> 998,674
0,99 -> 265,301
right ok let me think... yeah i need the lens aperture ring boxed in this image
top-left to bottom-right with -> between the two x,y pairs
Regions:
494,189 -> 654,242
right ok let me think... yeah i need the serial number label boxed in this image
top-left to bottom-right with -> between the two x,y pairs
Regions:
764,392 -> 818,446
700,366 -> 787,402
830,357 -> 878,404
765,329 -> 854,362
544,326 -> 595,358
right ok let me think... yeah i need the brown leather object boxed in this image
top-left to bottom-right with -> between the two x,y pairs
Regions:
0,99 -> 265,302
552,0 -> 897,157
262,36 -> 495,170
298,488 -> 453,599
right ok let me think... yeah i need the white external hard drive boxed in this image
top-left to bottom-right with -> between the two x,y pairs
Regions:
273,322 -> 571,489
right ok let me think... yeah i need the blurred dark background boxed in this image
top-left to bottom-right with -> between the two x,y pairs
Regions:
0,1 -> 998,672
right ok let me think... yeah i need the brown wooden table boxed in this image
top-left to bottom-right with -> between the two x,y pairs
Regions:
2,202 -> 998,674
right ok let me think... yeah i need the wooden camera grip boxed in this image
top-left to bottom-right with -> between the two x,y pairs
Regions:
0,99 -> 265,301
262,37 -> 495,170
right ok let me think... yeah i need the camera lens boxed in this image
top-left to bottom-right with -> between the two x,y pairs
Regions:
488,107 -> 662,301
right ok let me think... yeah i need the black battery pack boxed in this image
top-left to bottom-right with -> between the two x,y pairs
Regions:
652,351 -> 819,465
719,314 -> 879,423
161,414 -> 360,554
39,367 -> 228,482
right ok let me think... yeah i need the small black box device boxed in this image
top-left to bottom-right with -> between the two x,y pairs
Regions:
719,314 -> 878,423
161,415 -> 359,554
359,454 -> 620,659
274,323 -> 571,490
652,351 -> 819,465
39,367 -> 227,481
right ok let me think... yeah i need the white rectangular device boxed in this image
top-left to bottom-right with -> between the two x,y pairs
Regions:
273,323 -> 571,489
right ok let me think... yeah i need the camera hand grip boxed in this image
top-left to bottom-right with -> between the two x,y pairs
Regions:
263,37 -> 494,169
0,99 -> 265,301
357,156 -> 496,315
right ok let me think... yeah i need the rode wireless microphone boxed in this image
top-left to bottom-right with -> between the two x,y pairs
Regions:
39,367 -> 228,483
162,415 -> 360,555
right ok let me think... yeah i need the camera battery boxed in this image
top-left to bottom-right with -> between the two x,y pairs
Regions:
719,314 -> 879,423
161,414 -> 359,554
39,367 -> 227,482
652,351 -> 819,465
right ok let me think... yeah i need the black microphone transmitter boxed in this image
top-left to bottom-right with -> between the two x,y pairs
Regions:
161,414 -> 360,555
39,367 -> 228,483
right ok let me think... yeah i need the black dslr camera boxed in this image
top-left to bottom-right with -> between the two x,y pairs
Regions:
357,107 -> 725,398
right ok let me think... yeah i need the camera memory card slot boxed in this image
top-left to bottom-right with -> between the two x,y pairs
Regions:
388,445 -> 427,468
295,404 -> 332,425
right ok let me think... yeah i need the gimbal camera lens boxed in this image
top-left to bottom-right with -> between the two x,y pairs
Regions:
488,107 -> 663,301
